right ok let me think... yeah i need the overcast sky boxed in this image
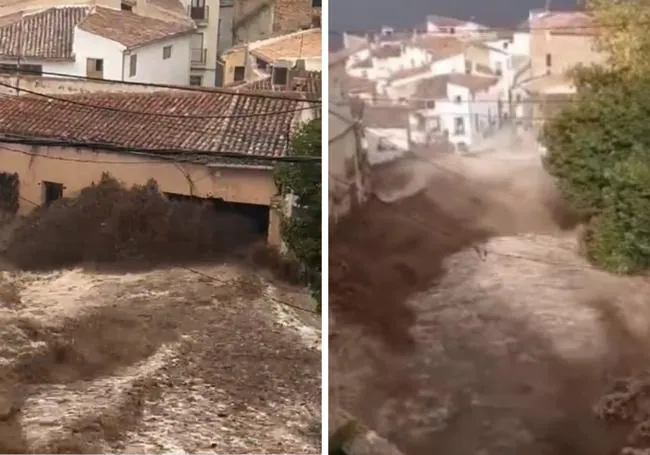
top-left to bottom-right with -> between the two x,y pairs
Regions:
329,0 -> 579,47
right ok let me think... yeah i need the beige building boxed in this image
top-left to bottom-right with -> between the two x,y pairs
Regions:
221,28 -> 321,86
0,88 -> 318,246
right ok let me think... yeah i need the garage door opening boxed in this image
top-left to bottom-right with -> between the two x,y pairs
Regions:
163,192 -> 269,240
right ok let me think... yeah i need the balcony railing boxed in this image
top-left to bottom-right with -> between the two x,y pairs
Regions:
191,48 -> 207,65
188,4 -> 209,23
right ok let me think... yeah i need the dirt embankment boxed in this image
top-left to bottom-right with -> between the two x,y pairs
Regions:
330,148 -> 650,455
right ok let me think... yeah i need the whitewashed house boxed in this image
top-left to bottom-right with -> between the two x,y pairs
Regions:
425,15 -> 486,36
0,5 -> 195,86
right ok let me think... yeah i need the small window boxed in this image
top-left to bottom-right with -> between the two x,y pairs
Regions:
163,45 -> 172,59
190,75 -> 203,86
450,27 -> 456,34
233,65 -> 245,81
120,1 -> 133,11
129,54 -> 137,77
361,70 -> 367,78
272,66 -> 288,85
311,0 -> 321,6
454,117 -> 465,135
454,95 -> 462,103
426,100 -> 436,109
464,60 -> 472,74
256,58 -> 268,70
42,181 -> 63,206
546,53 -> 552,67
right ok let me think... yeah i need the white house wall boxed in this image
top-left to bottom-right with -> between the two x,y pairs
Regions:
73,28 -> 125,79
512,32 -> 530,56
124,35 -> 191,85
431,54 -> 465,75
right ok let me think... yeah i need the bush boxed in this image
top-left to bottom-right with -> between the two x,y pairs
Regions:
3,174 -> 257,270
542,66 -> 650,273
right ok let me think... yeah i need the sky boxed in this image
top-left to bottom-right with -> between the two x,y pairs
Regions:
329,0 -> 580,48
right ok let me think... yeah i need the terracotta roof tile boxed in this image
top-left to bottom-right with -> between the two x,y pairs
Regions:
0,91 -> 311,158
413,75 -> 449,99
370,44 -> 401,59
78,6 -> 195,49
250,29 -> 321,62
0,6 -> 90,60
363,105 -> 409,129
387,65 -> 431,82
411,36 -> 464,59
531,11 -> 595,36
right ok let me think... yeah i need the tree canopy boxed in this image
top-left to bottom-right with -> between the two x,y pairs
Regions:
274,119 -> 322,307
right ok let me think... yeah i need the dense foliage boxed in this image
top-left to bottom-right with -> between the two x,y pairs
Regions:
542,67 -> 650,272
274,119 -> 322,307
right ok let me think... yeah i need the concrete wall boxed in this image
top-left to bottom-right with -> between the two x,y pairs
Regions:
329,102 -> 368,222
0,75 -> 174,95
530,31 -> 605,80
73,28 -> 125,79
191,0 -> 220,87
0,143 -> 282,245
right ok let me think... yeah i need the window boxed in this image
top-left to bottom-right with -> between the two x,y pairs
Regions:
426,100 -> 436,109
189,75 -> 203,86
454,95 -> 462,103
361,70 -> 367,78
129,53 -> 137,77
256,58 -> 268,70
546,53 -> 552,67
272,66 -> 288,85
42,181 -> 64,206
495,61 -> 503,76
454,117 -> 465,135
449,27 -> 456,34
233,66 -> 245,81
120,1 -> 133,11
163,45 -> 172,59
312,0 -> 321,6
86,58 -> 104,78
0,63 -> 42,75
464,60 -> 472,74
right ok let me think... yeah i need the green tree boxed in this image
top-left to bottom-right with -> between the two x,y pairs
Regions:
542,67 -> 650,272
274,119 -> 322,307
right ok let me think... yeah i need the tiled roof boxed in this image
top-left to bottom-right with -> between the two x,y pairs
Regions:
0,6 -> 90,60
413,75 -> 449,99
387,65 -> 431,83
250,29 -> 321,62
363,105 -> 409,129
447,73 -> 499,92
78,6 -> 195,48
0,91 -> 311,159
531,11 -> 595,35
411,36 -> 464,59
233,70 -> 322,99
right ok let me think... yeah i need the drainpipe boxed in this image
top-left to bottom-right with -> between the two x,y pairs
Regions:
121,49 -> 126,81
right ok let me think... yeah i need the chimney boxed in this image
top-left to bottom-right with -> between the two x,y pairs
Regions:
271,59 -> 292,88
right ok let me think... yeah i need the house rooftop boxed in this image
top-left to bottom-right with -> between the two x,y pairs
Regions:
447,73 -> 499,92
0,91 -> 311,160
250,28 -> 322,62
387,65 -> 432,83
530,11 -> 595,35
233,70 -> 322,99
413,75 -> 450,99
411,36 -> 465,59
363,105 -> 410,129
0,6 -> 90,60
79,6 -> 195,48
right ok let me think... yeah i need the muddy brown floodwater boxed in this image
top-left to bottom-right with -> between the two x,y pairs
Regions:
0,264 -> 321,454
330,149 -> 650,455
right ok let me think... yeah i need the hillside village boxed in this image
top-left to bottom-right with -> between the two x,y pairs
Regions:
0,0 -> 322,452
329,9 -> 601,174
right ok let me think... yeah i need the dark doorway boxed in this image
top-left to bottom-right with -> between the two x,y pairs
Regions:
0,172 -> 19,215
42,181 -> 63,206
163,193 -> 269,238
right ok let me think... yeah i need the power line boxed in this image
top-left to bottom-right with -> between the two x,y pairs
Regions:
0,79 -> 318,120
0,136 -> 322,163
0,66 -> 322,104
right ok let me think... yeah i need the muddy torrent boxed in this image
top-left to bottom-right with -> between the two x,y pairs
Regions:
330,147 -> 650,455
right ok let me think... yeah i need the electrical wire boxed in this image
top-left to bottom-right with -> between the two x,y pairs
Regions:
0,79 -> 318,120
0,67 -> 322,104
